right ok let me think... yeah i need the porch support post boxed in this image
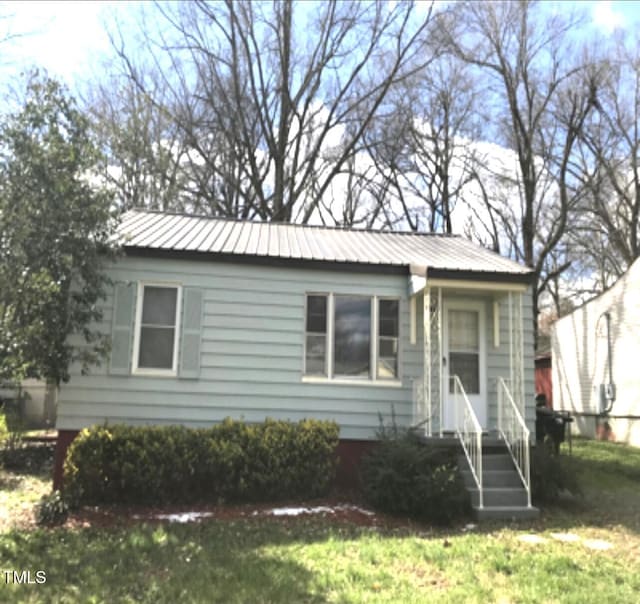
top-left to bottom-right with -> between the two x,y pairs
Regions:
515,292 -> 525,416
509,292 -> 513,394
508,291 -> 525,416
438,287 -> 443,437
423,287 -> 432,436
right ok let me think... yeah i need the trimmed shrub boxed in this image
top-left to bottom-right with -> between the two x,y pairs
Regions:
360,425 -> 469,525
63,418 -> 339,506
35,490 -> 69,527
531,444 -> 582,504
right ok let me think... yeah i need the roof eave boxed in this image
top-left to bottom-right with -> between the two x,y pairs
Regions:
427,267 -> 534,285
122,245 -> 533,283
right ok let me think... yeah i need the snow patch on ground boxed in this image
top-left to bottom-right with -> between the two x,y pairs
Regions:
134,504 -> 377,523
255,504 -> 376,517
135,512 -> 215,523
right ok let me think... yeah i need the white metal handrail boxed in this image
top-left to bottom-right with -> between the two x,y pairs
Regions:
452,375 -> 483,509
498,377 -> 532,508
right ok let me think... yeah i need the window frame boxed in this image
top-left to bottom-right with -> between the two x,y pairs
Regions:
376,296 -> 400,380
303,293 -> 329,377
303,292 -> 401,386
132,281 -> 182,377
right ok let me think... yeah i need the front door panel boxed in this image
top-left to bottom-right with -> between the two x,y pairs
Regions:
443,301 -> 487,430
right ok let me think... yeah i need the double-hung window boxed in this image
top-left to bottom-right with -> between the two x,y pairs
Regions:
305,295 -> 328,376
133,283 -> 181,375
377,299 -> 399,379
304,293 -> 400,382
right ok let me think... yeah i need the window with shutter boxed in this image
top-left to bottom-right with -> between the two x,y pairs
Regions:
132,283 -> 182,376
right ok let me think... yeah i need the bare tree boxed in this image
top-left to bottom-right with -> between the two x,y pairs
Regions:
106,0 -> 439,222
572,33 -> 640,287
441,0 -> 596,345
85,70 -> 191,212
359,55 -> 484,233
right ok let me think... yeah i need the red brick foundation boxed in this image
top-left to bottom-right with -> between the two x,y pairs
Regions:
53,430 -> 79,491
335,439 -> 378,488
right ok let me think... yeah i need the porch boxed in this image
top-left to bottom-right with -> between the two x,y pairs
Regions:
407,276 -> 537,520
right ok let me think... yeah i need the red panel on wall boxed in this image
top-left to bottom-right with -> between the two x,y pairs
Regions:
535,355 -> 553,409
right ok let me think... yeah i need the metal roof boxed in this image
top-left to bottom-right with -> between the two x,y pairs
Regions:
117,209 -> 532,277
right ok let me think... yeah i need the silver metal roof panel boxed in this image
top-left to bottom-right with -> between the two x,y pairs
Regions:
118,209 -> 531,276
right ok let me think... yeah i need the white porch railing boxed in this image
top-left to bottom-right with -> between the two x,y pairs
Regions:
497,377 -> 532,508
452,375 -> 483,509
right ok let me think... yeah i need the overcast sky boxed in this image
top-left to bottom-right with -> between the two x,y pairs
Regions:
0,0 -> 639,92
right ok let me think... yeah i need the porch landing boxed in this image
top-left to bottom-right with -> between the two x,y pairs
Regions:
417,432 -> 539,521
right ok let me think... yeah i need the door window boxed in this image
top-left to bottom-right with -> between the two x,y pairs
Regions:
448,309 -> 480,394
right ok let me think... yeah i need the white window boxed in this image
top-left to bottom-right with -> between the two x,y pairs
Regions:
334,295 -> 371,377
448,308 -> 480,394
304,293 -> 400,382
377,299 -> 399,379
305,295 -> 328,376
132,283 -> 181,375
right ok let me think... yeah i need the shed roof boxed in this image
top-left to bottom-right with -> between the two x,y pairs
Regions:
118,209 -> 532,279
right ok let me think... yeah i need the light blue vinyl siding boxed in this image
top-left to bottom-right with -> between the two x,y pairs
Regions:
488,290 -> 536,433
57,256 -> 533,439
57,257 -> 419,440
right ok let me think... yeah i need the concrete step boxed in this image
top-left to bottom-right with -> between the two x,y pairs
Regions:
468,487 -> 529,508
473,505 -> 539,521
459,453 -> 515,472
479,454 -> 516,471
461,469 -> 524,488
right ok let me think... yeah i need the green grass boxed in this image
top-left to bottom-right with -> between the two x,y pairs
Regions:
570,437 -> 640,488
0,438 -> 638,603
0,446 -> 52,532
1,517 -> 638,603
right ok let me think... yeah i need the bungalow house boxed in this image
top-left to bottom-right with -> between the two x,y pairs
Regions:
54,209 -> 537,518
552,256 -> 640,447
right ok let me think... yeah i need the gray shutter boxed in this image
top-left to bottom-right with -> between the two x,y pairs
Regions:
180,288 -> 203,379
110,282 -> 136,375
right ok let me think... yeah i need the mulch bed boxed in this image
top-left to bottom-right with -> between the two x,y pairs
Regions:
65,497 -> 419,531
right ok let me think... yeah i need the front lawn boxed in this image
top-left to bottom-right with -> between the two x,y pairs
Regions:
0,438 -> 639,603
0,445 -> 52,533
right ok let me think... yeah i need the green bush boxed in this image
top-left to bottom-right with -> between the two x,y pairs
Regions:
63,418 -> 339,506
0,400 -> 28,469
35,490 -> 69,527
360,425 -> 469,525
0,410 -> 8,444
531,444 -> 582,504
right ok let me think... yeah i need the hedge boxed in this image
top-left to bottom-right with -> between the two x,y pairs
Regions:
63,418 -> 339,506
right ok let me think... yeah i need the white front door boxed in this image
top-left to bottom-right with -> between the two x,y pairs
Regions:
442,300 -> 487,430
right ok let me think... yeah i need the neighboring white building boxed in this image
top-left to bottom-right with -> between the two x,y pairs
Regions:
552,257 -> 640,447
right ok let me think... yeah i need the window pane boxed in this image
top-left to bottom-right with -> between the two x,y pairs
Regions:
377,357 -> 397,379
142,287 -> 178,326
379,337 -> 397,357
379,300 -> 399,336
449,352 -> 479,394
138,327 -> 175,369
378,300 -> 398,378
448,310 -> 479,350
305,334 -> 326,375
306,295 -> 327,333
307,295 -> 327,317
334,296 -> 371,377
